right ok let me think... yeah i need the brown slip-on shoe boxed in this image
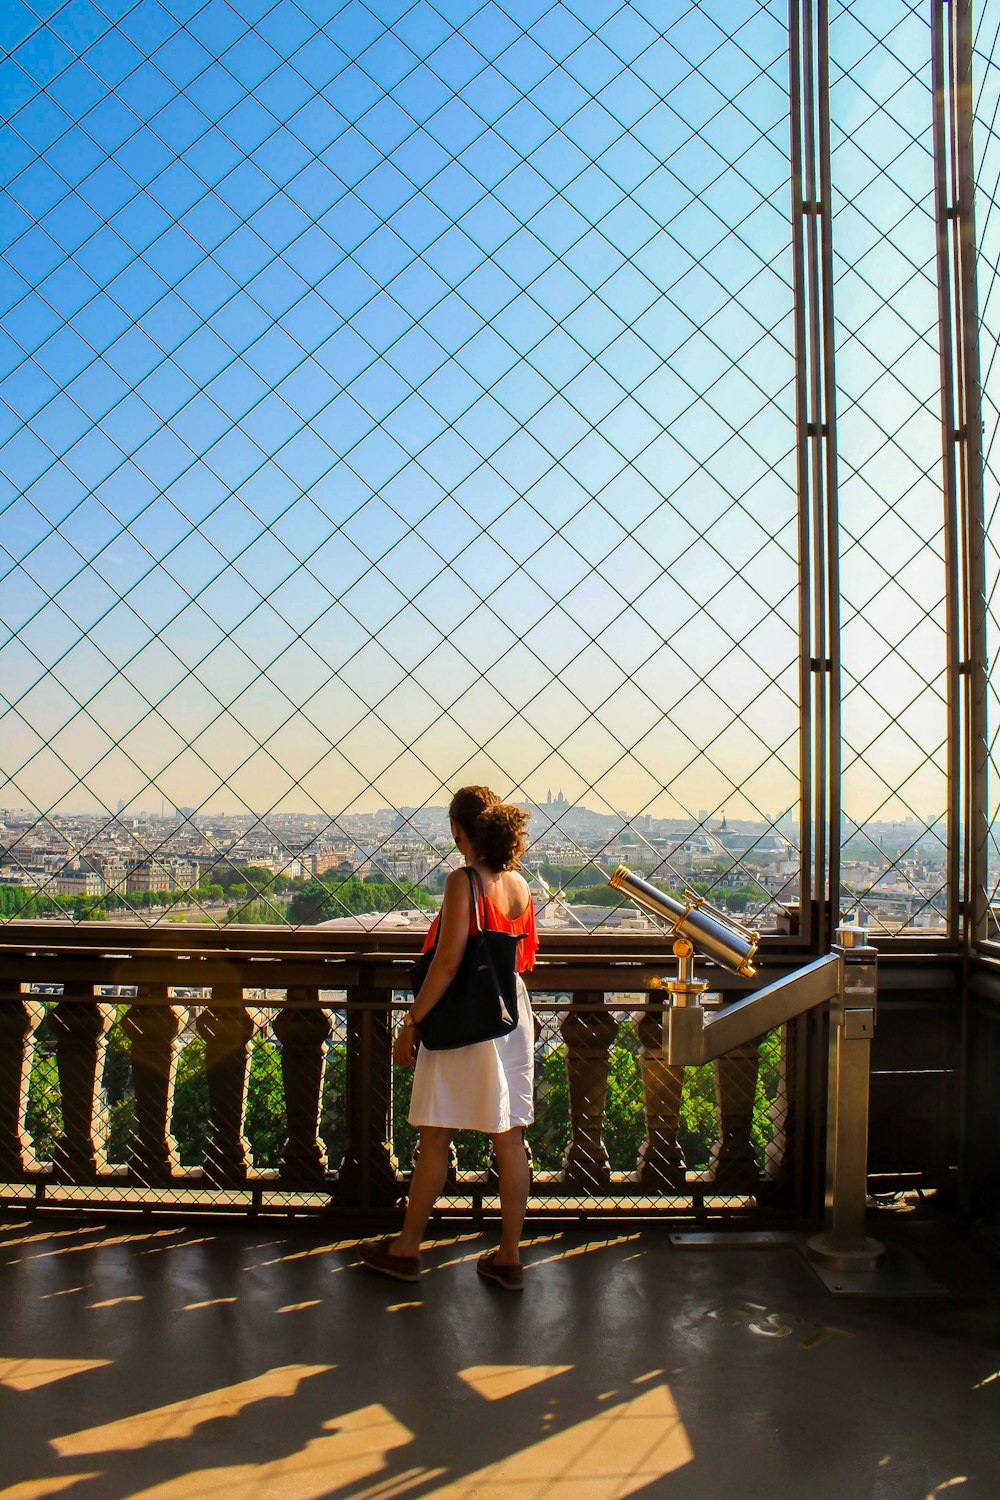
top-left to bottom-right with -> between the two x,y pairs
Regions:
477,1250 -> 524,1292
359,1236 -> 421,1283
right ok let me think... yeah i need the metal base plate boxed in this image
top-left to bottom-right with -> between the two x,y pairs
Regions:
667,1229 -> 947,1297
800,1243 -> 946,1297
669,1231 -> 797,1249
805,1231 -> 884,1272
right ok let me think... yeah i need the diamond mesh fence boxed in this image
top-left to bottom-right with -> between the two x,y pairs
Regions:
11,980 -> 787,1215
829,1 -> 950,938
1,0 -> 804,937
974,4 -> 1000,937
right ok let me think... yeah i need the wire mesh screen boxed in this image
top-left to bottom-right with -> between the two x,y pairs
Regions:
391,994 -> 788,1211
0,0 -> 803,935
975,5 -> 1000,938
10,981 -> 790,1215
829,2 -> 950,938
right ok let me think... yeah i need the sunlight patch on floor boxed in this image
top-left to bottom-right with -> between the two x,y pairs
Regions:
52,1364 -> 333,1456
0,1227 -> 98,1249
0,1356 -> 112,1391
139,1237 -> 218,1256
23,1230 -> 181,1260
1,1475 -> 102,1498
526,1234 -> 643,1269
250,1240 -> 354,1267
458,1365 -> 573,1401
433,1380 -> 692,1498
122,1403 -> 422,1499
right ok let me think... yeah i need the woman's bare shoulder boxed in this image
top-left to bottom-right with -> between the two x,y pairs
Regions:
498,868 -> 531,917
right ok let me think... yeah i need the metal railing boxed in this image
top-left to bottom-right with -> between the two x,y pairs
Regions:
0,929 -> 810,1221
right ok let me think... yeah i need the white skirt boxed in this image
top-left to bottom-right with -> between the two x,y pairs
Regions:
408,976 -> 534,1133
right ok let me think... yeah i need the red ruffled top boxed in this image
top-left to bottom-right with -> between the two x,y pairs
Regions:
422,892 -> 538,973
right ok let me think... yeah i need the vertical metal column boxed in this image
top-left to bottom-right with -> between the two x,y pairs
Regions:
951,0 -> 988,947
808,926 -> 883,1270
789,0 -> 814,951
790,0 -> 841,954
932,0 -> 964,941
949,0 -> 988,1201
932,0 -> 987,948
816,0 -> 842,952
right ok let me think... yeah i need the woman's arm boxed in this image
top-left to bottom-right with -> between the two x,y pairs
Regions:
393,868 -> 472,1066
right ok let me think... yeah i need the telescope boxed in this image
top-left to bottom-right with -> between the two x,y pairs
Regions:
608,866 -> 759,1002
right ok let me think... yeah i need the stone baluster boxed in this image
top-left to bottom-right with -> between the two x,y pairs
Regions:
49,982 -> 112,1182
197,988 -> 254,1185
122,987 -> 180,1185
524,1008 -> 542,1185
481,1140 -> 500,1193
559,996 -> 618,1189
0,983 -> 47,1177
273,986 -> 332,1185
757,911 -> 800,1205
753,1023 -> 801,1210
765,1026 -> 791,1179
711,1038 -> 762,1191
442,1135 -> 461,1190
336,981 -> 398,1207
635,1006 -> 688,1190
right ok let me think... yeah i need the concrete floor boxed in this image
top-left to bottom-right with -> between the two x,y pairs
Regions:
0,1212 -> 997,1499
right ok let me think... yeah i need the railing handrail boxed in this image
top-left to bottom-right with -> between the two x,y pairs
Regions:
0,920 -> 960,968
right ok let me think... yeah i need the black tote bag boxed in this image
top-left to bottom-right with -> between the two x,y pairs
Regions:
411,869 -> 522,1052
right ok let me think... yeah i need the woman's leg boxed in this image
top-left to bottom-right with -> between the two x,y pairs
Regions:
391,1126 -> 452,1256
491,1127 -> 530,1266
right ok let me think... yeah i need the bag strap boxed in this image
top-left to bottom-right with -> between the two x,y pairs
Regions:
466,867 -> 491,933
426,869 -> 489,952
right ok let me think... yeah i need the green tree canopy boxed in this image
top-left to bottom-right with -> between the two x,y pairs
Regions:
287,878 -> 436,925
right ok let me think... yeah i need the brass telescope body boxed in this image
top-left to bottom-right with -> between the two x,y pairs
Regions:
608,865 -> 759,980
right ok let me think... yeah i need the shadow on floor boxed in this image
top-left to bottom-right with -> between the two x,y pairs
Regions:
0,1211 -> 996,1499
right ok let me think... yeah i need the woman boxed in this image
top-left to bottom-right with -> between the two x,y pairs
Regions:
360,786 -> 537,1291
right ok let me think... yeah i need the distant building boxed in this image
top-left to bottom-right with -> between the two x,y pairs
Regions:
310,850 -> 353,877
56,872 -> 105,897
125,858 -> 199,893
0,868 -> 47,890
127,861 -> 174,894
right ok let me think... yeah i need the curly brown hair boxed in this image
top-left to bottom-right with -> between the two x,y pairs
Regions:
448,785 -> 529,871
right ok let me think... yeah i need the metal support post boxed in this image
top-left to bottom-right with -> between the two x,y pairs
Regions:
807,926 -> 883,1270
612,873 -> 902,1288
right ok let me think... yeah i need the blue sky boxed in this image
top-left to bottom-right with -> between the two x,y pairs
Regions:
0,0 -> 962,849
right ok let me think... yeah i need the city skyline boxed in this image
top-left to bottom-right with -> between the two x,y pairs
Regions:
0,788 -> 951,939
0,0 -> 973,878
